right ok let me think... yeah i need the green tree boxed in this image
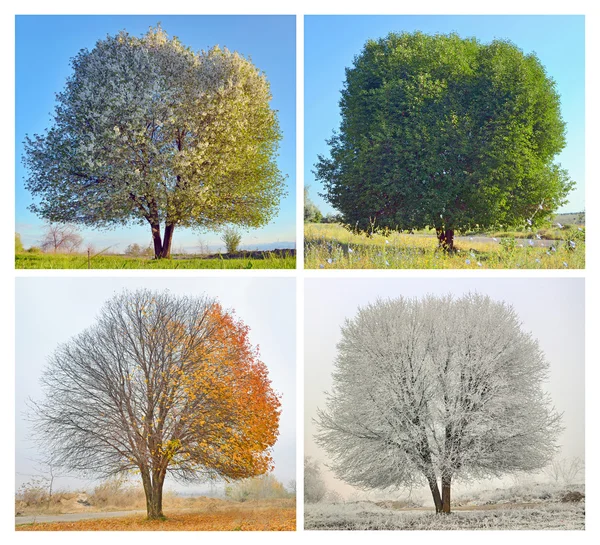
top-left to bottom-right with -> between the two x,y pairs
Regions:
15,233 -> 24,254
304,187 -> 323,223
24,26 -> 284,259
315,32 -> 573,250
221,226 -> 243,254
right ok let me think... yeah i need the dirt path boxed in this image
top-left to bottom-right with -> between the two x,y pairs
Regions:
15,509 -> 146,525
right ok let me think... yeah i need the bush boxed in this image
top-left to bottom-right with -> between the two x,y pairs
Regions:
221,227 -> 242,254
89,478 -> 145,508
16,477 -> 50,507
27,246 -> 43,254
225,474 -> 290,502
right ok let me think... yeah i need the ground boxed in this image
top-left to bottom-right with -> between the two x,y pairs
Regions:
304,483 -> 584,530
304,223 -> 584,269
16,497 -> 296,531
15,249 -> 296,269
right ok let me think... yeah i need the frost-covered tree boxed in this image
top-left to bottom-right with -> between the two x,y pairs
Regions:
304,456 -> 328,503
24,26 -> 284,259
316,293 -> 561,514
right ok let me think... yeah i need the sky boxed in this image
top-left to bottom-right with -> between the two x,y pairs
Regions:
305,277 -> 584,502
15,15 -> 296,252
305,15 -> 585,216
15,277 -> 296,493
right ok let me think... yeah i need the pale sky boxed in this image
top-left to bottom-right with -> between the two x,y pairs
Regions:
305,278 -> 584,500
15,277 -> 296,493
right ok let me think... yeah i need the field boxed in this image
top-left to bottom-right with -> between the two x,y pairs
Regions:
304,483 -> 584,531
304,223 -> 584,269
15,249 -> 296,269
16,497 -> 296,531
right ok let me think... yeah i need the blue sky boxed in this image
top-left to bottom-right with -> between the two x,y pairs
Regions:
305,15 -> 585,216
16,15 -> 296,252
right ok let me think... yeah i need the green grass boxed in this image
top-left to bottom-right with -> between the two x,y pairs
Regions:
304,223 -> 585,269
15,252 -> 296,270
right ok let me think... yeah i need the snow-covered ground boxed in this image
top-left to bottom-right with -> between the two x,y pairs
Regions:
305,484 -> 585,530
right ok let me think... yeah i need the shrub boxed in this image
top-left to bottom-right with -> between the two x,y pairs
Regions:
89,478 -> 145,509
225,474 -> 290,502
221,227 -> 243,254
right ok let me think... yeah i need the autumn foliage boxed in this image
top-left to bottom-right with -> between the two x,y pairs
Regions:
31,290 -> 281,520
174,302 -> 281,480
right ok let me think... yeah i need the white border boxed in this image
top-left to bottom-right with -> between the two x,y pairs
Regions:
3,2 -> 598,545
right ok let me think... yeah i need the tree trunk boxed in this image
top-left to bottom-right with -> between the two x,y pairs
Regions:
436,228 -> 455,252
141,468 -> 166,519
441,474 -> 452,514
151,223 -> 163,259
427,475 -> 443,514
160,224 -> 175,259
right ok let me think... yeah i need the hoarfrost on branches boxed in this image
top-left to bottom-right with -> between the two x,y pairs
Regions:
316,293 -> 562,513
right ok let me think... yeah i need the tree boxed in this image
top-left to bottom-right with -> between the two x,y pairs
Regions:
287,478 -> 297,496
304,187 -> 323,223
221,227 -> 243,254
543,456 -> 585,485
30,289 -> 281,519
316,293 -> 561,514
304,456 -> 327,503
124,242 -> 153,258
39,223 -> 83,253
15,233 -> 24,253
24,26 -> 284,259
315,32 -> 574,250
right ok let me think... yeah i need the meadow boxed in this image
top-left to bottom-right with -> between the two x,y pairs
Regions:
304,223 -> 584,269
15,479 -> 296,531
304,483 -> 584,530
15,250 -> 296,269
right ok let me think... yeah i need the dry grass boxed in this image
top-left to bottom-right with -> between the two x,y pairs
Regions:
17,499 -> 296,531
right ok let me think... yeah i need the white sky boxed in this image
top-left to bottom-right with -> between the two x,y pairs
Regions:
15,277 -> 296,493
305,278 -> 584,499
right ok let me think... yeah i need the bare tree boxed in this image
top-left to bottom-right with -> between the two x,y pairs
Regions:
39,223 -> 83,253
287,478 -> 296,496
30,289 -> 281,519
316,293 -> 562,514
543,457 -> 585,485
304,456 -> 328,504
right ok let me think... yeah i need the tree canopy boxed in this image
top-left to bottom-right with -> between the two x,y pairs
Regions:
24,26 -> 284,258
315,32 -> 573,249
31,289 -> 281,519
316,293 -> 561,513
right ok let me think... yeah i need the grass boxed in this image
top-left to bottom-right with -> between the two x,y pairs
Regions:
304,502 -> 584,530
304,223 -> 585,269
305,482 -> 584,530
17,499 -> 296,531
15,251 -> 296,269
